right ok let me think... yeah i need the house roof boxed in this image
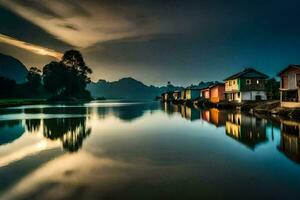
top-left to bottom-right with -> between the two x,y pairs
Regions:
277,64 -> 300,76
186,85 -> 207,90
209,82 -> 225,89
224,68 -> 269,81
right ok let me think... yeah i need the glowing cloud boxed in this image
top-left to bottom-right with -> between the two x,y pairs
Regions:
0,0 -> 193,48
0,33 -> 62,59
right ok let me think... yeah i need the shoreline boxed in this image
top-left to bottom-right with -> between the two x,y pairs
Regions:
0,99 -> 47,108
163,99 -> 300,120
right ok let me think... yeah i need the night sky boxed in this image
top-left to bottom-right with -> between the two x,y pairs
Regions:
0,0 -> 300,86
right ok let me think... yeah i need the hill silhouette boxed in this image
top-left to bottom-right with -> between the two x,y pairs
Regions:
0,53 -> 28,83
87,77 -> 183,99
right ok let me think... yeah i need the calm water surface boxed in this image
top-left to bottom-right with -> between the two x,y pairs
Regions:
0,101 -> 300,200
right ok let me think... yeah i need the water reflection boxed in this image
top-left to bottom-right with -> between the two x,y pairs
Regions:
0,102 -> 160,153
25,118 -> 92,153
278,120 -> 300,163
162,103 -> 300,162
43,118 -> 91,152
225,113 -> 268,149
1,102 -> 300,199
0,120 -> 24,145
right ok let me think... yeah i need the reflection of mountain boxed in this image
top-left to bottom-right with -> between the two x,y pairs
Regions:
23,106 -> 87,115
225,113 -> 267,149
97,102 -> 160,121
278,120 -> 300,164
0,120 -> 25,145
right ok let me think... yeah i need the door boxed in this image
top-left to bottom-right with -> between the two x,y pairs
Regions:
255,95 -> 262,101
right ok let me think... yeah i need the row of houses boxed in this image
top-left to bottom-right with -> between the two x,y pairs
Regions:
162,65 -> 300,108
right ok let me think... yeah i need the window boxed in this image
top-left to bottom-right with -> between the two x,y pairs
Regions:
256,80 -> 260,84
233,80 -> 235,85
246,79 -> 251,85
229,81 -> 232,86
282,76 -> 288,89
237,92 -> 240,98
297,74 -> 300,86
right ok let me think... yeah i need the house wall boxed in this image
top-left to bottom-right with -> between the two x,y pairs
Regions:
239,78 -> 266,91
210,85 -> 225,103
280,68 -> 300,108
202,90 -> 210,99
186,90 -> 201,100
192,90 -> 200,100
241,91 -> 267,101
281,101 -> 300,108
280,68 -> 300,90
225,78 -> 239,92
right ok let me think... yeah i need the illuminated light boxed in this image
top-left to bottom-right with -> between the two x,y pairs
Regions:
0,33 -> 62,59
0,140 -> 59,167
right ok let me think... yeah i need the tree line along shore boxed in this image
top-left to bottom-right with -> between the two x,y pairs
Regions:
0,50 -> 93,106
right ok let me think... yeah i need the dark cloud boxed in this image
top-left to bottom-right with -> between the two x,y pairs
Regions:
0,5 -> 72,50
1,0 -> 300,85
57,24 -> 79,31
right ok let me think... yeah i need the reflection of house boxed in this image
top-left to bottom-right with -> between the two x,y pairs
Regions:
278,120 -> 300,163
185,107 -> 201,121
278,65 -> 300,108
224,68 -> 268,103
161,92 -> 173,102
200,109 -> 226,127
201,110 -> 210,122
180,90 -> 186,100
209,108 -> 226,127
225,113 -> 267,149
173,91 -> 181,100
209,83 -> 225,103
180,106 -> 201,121
172,104 -> 181,113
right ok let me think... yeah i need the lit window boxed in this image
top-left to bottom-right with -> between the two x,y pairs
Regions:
246,79 -> 251,85
257,80 -> 260,84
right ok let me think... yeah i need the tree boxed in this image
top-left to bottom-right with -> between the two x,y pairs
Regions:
62,50 -> 92,93
0,76 -> 16,98
27,67 -> 42,90
42,50 -> 92,100
43,61 -> 67,96
266,78 -> 280,100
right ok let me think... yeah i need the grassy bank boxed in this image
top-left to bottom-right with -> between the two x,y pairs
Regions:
0,99 -> 47,108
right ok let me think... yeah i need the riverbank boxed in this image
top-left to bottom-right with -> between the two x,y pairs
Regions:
167,99 -> 300,120
0,99 -> 47,108
0,98 -> 93,108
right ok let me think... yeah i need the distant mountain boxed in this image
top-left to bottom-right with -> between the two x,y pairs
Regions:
87,77 -> 183,99
0,53 -> 28,83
